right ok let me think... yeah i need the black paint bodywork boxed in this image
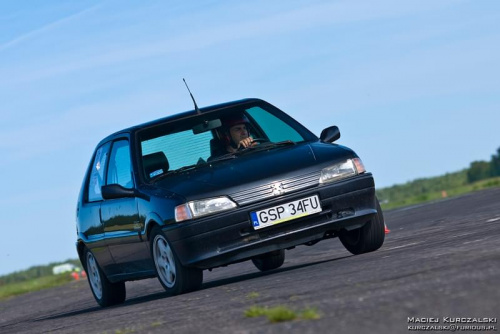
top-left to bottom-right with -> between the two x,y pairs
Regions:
76,98 -> 378,283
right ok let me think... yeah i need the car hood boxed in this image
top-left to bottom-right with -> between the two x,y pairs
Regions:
152,141 -> 356,202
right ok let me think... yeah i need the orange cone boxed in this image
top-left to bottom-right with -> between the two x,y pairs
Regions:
384,224 -> 390,234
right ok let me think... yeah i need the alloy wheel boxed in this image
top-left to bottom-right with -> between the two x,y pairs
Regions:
86,252 -> 102,299
153,235 -> 177,288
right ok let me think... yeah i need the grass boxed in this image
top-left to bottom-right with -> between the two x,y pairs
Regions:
245,305 -> 321,323
246,292 -> 260,299
300,307 -> 321,320
245,305 -> 270,317
380,177 -> 500,211
114,329 -> 135,334
101,328 -> 137,334
150,321 -> 163,327
0,274 -> 74,300
102,321 -> 164,334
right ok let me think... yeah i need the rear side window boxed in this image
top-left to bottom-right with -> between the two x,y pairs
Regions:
87,142 -> 111,202
107,140 -> 134,189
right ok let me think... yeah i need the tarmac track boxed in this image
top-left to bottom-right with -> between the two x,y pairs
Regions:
1,188 -> 499,334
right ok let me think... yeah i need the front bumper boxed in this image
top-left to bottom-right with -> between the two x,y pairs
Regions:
166,173 -> 376,269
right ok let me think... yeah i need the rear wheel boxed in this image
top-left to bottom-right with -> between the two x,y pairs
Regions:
339,198 -> 385,255
151,226 -> 203,295
252,250 -> 285,272
85,248 -> 126,307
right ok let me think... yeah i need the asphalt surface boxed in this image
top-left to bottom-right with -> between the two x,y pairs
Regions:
2,188 -> 500,334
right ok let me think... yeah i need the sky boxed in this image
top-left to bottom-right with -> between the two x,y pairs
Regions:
1,0 -> 499,276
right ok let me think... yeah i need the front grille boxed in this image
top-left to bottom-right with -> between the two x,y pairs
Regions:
230,171 -> 321,206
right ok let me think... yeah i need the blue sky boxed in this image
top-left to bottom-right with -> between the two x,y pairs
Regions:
1,0 -> 499,276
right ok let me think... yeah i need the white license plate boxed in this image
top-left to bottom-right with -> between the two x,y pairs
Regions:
250,195 -> 322,230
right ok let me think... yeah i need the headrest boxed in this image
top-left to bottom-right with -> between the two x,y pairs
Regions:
143,152 -> 169,179
210,138 -> 228,158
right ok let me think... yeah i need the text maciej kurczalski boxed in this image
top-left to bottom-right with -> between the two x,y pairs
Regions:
408,317 -> 497,324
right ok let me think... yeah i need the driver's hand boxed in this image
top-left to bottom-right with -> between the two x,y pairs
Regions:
238,137 -> 257,149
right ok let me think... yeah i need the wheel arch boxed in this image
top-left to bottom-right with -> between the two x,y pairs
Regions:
76,240 -> 87,270
144,212 -> 164,241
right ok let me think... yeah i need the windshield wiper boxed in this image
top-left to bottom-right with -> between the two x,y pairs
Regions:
207,140 -> 296,163
236,140 -> 296,155
265,140 -> 296,148
168,164 -> 200,175
207,153 -> 238,163
150,164 -> 201,182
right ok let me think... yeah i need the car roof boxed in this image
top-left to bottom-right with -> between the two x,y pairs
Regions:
97,98 -> 264,146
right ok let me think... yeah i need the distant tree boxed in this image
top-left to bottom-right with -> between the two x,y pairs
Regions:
491,147 -> 500,177
467,161 -> 491,183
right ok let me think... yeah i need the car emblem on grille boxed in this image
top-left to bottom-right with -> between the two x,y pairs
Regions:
271,182 -> 284,196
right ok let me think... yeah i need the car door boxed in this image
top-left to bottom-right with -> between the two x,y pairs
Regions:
100,139 -> 152,274
78,142 -> 117,276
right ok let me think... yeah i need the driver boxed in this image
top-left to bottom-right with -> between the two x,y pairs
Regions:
220,114 -> 257,153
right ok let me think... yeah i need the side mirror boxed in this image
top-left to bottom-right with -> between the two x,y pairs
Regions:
101,184 -> 151,201
320,126 -> 341,143
101,184 -> 136,200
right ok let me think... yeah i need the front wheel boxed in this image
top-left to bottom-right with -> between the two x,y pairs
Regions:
85,248 -> 126,307
151,226 -> 203,295
339,198 -> 385,255
252,250 -> 285,272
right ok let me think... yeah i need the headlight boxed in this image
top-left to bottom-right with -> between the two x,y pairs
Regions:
175,196 -> 237,222
319,158 -> 365,184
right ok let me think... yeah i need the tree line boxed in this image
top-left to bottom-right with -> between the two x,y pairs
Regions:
376,146 -> 500,207
0,259 -> 82,285
467,147 -> 500,182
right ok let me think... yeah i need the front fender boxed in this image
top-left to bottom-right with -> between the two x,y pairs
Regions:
144,211 -> 166,241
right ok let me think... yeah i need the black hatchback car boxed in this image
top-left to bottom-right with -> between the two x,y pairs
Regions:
76,98 -> 385,307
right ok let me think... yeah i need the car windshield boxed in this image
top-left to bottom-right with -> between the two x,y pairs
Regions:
138,101 -> 314,181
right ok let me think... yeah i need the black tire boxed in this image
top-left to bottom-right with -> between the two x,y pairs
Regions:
251,249 -> 285,272
150,226 -> 203,295
84,248 -> 126,307
339,198 -> 385,255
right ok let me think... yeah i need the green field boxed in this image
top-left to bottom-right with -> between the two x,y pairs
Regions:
378,176 -> 500,210
0,274 -> 75,300
377,146 -> 500,210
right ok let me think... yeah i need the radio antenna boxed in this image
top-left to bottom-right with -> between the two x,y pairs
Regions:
183,78 -> 201,114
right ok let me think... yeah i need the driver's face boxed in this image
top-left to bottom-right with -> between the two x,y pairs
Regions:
229,124 -> 249,144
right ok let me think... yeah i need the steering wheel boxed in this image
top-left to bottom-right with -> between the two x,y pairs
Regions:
250,138 -> 268,144
237,138 -> 268,151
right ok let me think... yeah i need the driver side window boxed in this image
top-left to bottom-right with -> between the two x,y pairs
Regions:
88,142 -> 111,202
107,140 -> 134,189
246,106 -> 304,142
